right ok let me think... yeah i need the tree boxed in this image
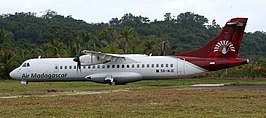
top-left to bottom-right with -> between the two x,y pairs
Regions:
41,9 -> 58,19
109,18 -> 120,26
161,37 -> 170,56
47,25 -> 75,49
120,26 -> 136,53
164,13 -> 172,21
97,27 -> 118,46
43,39 -> 68,58
176,12 -> 208,29
141,35 -> 163,55
0,48 -> 19,79
0,29 -> 14,48
70,30 -> 99,56
101,43 -> 123,54
119,13 -> 150,28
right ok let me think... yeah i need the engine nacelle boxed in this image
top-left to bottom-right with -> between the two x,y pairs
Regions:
79,55 -> 106,66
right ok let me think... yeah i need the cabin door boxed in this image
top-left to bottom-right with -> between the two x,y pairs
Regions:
177,60 -> 185,75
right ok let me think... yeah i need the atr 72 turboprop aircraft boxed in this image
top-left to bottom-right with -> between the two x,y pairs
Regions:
10,18 -> 249,85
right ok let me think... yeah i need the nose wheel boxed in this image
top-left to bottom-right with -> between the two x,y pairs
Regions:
21,81 -> 28,84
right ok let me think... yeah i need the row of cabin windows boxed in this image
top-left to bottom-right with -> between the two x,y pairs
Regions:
57,64 -> 174,70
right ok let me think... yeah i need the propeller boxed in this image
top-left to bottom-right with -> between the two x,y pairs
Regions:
73,44 -> 82,73
73,54 -> 81,73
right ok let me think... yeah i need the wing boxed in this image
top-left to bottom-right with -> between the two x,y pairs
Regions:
81,50 -> 137,64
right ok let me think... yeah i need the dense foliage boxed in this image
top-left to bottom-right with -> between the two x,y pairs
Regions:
0,10 -> 265,79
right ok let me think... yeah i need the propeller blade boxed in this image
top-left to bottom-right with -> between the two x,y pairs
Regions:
73,54 -> 81,74
78,59 -> 81,72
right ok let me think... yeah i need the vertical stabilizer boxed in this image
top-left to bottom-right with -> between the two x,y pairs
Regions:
175,18 -> 248,58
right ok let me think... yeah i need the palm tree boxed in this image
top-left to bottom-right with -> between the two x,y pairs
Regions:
141,35 -> 163,56
161,38 -> 170,56
101,43 -> 123,54
43,39 -> 68,58
121,26 -> 135,53
13,46 -> 41,64
0,48 -> 19,79
97,27 -> 118,46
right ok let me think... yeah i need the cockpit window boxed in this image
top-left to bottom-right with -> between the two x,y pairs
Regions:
22,63 -> 27,67
22,63 -> 30,67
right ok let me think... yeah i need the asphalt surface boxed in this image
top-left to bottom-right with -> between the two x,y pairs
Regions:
1,85 -> 265,99
192,86 -> 266,90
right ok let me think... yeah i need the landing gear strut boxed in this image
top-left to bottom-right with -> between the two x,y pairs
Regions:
105,75 -> 116,86
104,80 -> 116,86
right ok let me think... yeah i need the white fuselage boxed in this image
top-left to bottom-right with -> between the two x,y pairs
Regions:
10,55 -> 207,84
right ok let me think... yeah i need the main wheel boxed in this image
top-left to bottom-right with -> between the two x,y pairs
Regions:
111,81 -> 116,86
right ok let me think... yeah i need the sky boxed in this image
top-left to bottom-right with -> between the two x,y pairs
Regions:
0,0 -> 265,32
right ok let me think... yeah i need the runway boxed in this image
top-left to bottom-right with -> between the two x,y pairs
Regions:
192,85 -> 266,90
1,85 -> 265,99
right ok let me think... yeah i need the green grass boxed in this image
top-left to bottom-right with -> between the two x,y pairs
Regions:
0,78 -> 265,117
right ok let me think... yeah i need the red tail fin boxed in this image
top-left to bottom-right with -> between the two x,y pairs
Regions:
175,18 -> 248,58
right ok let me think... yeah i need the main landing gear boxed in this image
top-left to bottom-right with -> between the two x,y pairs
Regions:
105,75 -> 116,86
105,80 -> 116,86
110,81 -> 116,86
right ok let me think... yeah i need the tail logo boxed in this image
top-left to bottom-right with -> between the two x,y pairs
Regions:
214,40 -> 235,55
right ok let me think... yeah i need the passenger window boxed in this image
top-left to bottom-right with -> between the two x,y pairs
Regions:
156,64 -> 159,68
166,64 -> 168,67
107,65 -> 110,68
117,65 -> 120,68
65,66 -> 67,69
60,66 -> 63,69
102,65 -> 105,69
112,65 -> 115,68
142,64 -> 145,68
83,66 -> 86,69
132,64 -> 134,68
137,64 -> 140,68
147,64 -> 149,68
74,66 -> 76,69
151,64 -> 154,68
161,64 -> 164,68
97,65 -> 100,69
69,66 -> 72,69
88,66 -> 91,69
127,65 -> 130,68
122,65 -> 125,68
170,64 -> 173,67
55,66 -> 58,69
92,65 -> 95,69
27,63 -> 30,67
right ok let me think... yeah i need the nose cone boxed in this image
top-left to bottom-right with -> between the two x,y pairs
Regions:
9,68 -> 19,80
9,70 -> 15,79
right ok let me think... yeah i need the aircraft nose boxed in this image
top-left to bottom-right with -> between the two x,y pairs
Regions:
9,70 -> 15,78
9,68 -> 19,80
